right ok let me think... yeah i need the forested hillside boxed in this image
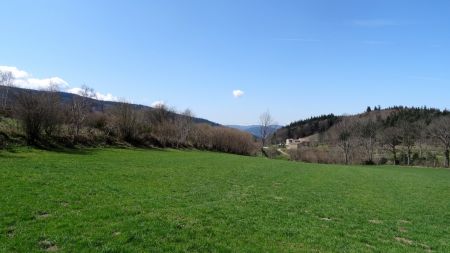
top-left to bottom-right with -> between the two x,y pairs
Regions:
281,106 -> 450,168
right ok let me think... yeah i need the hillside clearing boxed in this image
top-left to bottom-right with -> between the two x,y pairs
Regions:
1,148 -> 449,252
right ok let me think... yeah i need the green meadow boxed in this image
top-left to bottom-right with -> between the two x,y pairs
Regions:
1,148 -> 449,252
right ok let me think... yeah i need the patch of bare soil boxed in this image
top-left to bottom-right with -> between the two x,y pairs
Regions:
39,240 -> 58,252
398,227 -> 408,233
395,237 -> 413,245
36,211 -> 50,219
369,219 -> 383,224
6,227 -> 15,238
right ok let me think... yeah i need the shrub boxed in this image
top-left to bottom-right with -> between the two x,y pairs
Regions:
378,157 -> 388,165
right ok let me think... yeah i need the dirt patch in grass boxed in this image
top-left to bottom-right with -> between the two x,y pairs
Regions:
6,227 -> 15,238
36,211 -> 50,219
369,219 -> 383,224
395,237 -> 413,245
365,244 -> 376,250
398,227 -> 408,233
39,240 -> 58,252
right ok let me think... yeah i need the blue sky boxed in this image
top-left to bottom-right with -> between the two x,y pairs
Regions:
1,0 -> 449,125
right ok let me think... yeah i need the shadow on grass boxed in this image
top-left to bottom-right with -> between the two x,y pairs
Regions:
110,145 -> 171,153
0,144 -> 97,156
1,136 -> 175,157
40,146 -> 98,155
25,139 -> 99,155
0,152 -> 27,159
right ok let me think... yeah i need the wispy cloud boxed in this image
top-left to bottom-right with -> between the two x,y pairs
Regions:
233,90 -> 244,98
1,65 -> 118,101
352,19 -> 397,28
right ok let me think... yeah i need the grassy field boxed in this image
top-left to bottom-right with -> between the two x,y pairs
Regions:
1,148 -> 449,252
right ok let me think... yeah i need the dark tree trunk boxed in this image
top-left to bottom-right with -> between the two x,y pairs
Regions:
393,147 -> 397,165
407,147 -> 412,166
445,148 -> 449,168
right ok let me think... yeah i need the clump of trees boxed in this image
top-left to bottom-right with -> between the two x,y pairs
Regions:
288,107 -> 450,168
0,82 -> 257,156
280,114 -> 340,141
14,86 -> 64,144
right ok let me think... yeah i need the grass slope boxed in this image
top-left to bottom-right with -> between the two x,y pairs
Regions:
1,148 -> 449,252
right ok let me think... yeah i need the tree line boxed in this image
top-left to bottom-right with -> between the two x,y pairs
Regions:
0,72 -> 256,155
275,114 -> 340,143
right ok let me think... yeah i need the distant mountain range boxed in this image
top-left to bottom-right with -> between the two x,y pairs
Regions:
227,125 -> 283,138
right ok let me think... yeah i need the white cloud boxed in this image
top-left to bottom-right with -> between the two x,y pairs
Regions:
1,65 -> 118,101
67,87 -> 119,102
0,65 -> 68,90
95,92 -> 118,102
0,66 -> 29,79
233,89 -> 244,98
67,87 -> 83,94
151,100 -> 165,108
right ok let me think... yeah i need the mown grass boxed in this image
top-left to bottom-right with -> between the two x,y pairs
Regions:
1,148 -> 449,252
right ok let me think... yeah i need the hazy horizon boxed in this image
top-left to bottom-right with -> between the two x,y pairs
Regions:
1,0 -> 449,125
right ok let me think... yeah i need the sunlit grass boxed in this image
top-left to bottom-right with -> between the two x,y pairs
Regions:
1,148 -> 449,252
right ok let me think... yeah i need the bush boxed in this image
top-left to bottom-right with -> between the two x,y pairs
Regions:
288,147 -> 339,164
378,157 -> 388,165
363,160 -> 376,165
0,132 -> 8,149
263,147 -> 279,158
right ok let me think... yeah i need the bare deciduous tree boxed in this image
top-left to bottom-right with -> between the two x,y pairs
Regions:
259,110 -> 274,148
399,120 -> 420,166
190,123 -> 213,150
381,126 -> 402,165
428,116 -> 450,168
150,104 -> 172,124
0,71 -> 15,112
112,101 -> 141,142
14,85 -> 64,143
41,84 -> 64,137
358,119 -> 378,163
175,109 -> 194,147
68,85 -> 96,141
333,119 -> 356,165
14,91 -> 45,144
212,126 -> 256,155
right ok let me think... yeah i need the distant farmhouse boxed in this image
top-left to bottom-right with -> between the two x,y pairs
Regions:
285,138 -> 311,150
